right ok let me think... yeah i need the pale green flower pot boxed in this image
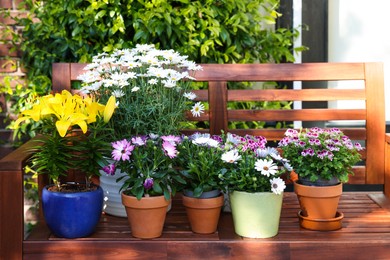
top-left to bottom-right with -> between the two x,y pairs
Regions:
229,191 -> 283,238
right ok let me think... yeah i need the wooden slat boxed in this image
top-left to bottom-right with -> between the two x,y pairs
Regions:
208,82 -> 228,135
67,63 -> 367,82
364,63 -> 385,184
227,109 -> 366,121
228,89 -> 366,102
52,63 -> 71,92
194,63 -> 367,81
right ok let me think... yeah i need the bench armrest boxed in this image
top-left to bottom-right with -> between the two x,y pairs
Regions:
0,139 -> 36,259
385,134 -> 390,196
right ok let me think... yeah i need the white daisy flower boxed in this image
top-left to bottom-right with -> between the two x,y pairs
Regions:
162,79 -> 176,88
112,89 -> 125,98
191,102 -> 205,117
148,78 -> 158,85
207,138 -> 219,148
270,177 -> 286,195
192,136 -> 219,148
254,159 -> 278,177
183,92 -> 197,100
131,86 -> 140,92
221,150 -> 241,163
192,137 -> 211,146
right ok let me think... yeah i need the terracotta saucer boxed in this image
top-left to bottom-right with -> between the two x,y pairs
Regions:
297,210 -> 344,231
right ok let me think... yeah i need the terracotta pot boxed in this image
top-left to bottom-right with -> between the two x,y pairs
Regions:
294,181 -> 342,219
121,193 -> 170,239
182,193 -> 224,234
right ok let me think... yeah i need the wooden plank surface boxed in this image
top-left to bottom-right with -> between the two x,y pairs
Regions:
24,192 -> 390,259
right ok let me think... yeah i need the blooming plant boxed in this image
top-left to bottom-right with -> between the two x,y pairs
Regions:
278,127 -> 363,183
14,90 -> 116,190
220,134 -> 290,195
78,44 -> 203,139
108,134 -> 186,200
176,133 -> 225,197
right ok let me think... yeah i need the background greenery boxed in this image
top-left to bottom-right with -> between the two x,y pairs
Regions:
2,0 -> 305,140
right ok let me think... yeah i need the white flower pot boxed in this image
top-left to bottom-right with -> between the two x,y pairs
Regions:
99,169 -> 127,217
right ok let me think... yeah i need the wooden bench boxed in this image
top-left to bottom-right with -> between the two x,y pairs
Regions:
1,62 -> 390,259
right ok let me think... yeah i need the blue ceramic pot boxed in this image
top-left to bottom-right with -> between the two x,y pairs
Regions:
42,184 -> 103,238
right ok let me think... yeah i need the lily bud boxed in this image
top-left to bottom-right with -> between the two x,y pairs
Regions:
104,95 -> 116,123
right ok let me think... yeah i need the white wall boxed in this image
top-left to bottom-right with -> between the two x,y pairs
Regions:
328,0 -> 390,122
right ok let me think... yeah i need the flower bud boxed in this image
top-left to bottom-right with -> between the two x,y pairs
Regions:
143,178 -> 154,190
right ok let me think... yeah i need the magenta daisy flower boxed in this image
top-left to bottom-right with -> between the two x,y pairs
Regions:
162,141 -> 178,159
111,139 -> 134,161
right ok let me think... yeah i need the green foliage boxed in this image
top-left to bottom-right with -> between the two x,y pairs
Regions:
29,131 -> 74,187
15,0 -> 301,80
1,76 -> 50,144
176,134 -> 226,197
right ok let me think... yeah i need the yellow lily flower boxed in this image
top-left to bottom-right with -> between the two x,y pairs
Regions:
14,89 -> 114,137
55,120 -> 71,137
85,100 -> 105,124
103,95 -> 116,123
22,103 -> 44,122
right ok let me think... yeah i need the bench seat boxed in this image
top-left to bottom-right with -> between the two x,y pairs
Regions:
23,192 -> 390,259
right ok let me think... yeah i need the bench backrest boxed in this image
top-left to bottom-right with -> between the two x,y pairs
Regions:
52,62 -> 385,185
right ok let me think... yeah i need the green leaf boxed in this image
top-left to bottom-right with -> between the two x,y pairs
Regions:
153,181 -> 162,194
193,186 -> 203,197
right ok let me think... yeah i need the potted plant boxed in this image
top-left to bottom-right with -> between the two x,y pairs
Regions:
278,127 -> 363,230
78,44 -> 203,217
14,90 -> 116,238
220,133 -> 290,238
108,134 -> 185,239
176,133 -> 225,234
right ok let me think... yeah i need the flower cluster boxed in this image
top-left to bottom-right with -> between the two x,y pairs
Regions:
15,90 -> 116,137
278,127 -> 363,183
220,134 -> 290,195
14,90 -> 116,189
176,133 -> 225,197
78,44 -> 203,139
107,134 -> 185,200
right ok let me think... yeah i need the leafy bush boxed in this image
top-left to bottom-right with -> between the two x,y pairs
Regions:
15,0 -> 303,80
